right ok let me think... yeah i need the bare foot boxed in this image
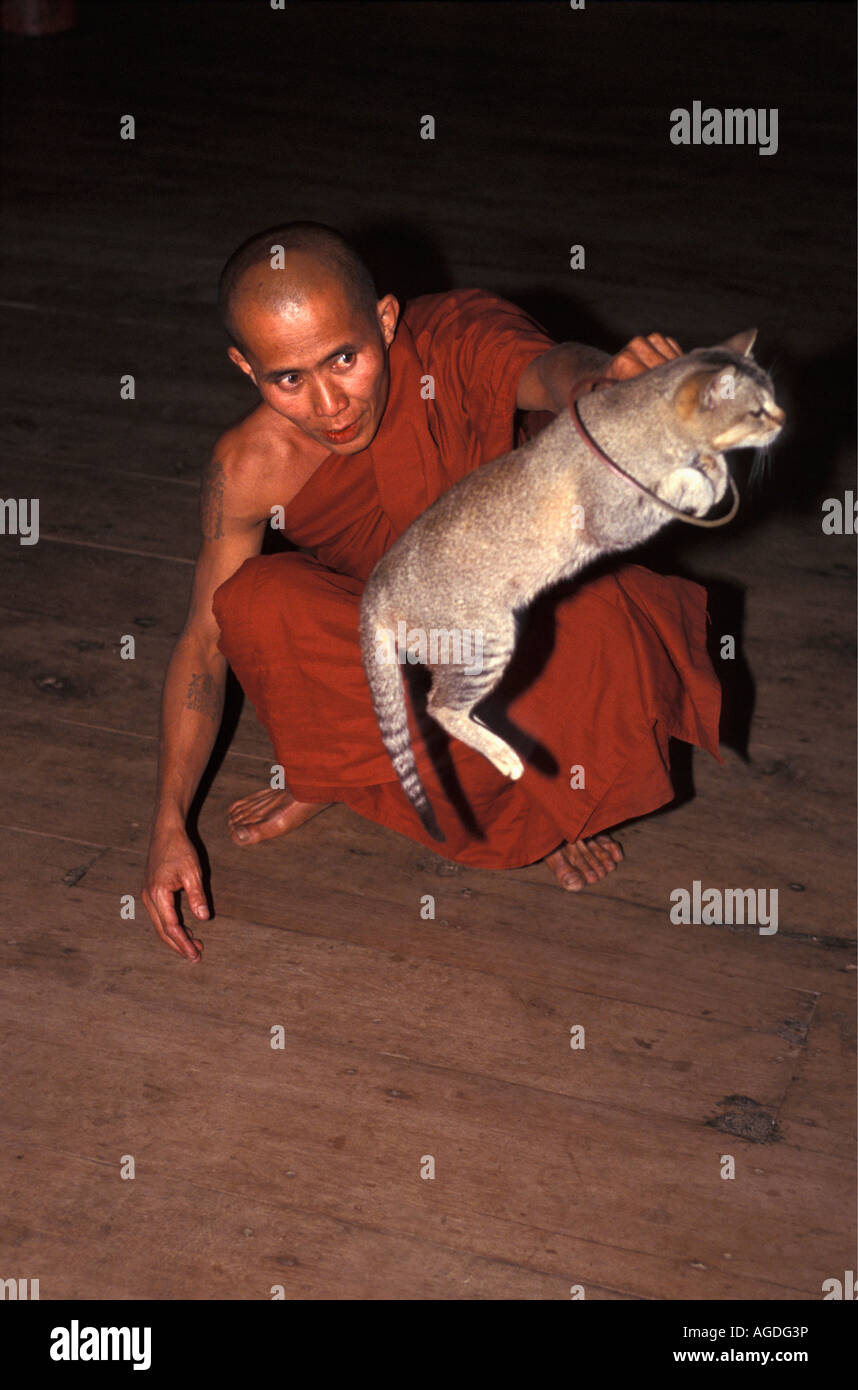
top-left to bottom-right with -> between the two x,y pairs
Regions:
227,788 -> 332,845
544,833 -> 623,891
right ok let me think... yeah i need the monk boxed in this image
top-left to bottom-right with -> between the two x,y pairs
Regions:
142,221 -> 721,960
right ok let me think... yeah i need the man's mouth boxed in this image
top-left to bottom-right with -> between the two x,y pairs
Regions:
322,416 -> 362,444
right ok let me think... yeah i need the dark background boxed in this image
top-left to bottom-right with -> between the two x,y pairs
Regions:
2,0 -> 854,513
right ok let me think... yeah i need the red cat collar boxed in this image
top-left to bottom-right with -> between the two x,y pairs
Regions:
568,375 -> 740,529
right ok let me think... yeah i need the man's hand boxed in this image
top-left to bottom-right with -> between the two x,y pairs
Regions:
605,332 -> 683,381
142,825 -> 209,961
517,334 -> 683,413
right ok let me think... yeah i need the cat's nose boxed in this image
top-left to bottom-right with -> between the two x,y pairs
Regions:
770,405 -> 786,427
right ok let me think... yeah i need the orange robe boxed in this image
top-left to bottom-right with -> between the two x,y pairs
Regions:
213,290 -> 722,868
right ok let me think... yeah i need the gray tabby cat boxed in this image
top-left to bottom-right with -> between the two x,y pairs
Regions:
359,330 -> 784,841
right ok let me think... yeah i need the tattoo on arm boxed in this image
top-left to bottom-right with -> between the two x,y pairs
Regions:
201,457 -> 225,540
184,672 -> 220,722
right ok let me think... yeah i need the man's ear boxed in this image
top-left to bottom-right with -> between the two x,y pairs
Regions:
228,345 -> 257,383
719,328 -> 757,357
376,294 -> 400,347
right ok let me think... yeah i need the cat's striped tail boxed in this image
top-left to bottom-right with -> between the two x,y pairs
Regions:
362,623 -> 445,844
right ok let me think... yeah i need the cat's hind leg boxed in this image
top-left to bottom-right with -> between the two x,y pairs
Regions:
427,617 -> 524,780
431,702 -> 525,780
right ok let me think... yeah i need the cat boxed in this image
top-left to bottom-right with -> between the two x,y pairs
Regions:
359,330 -> 785,842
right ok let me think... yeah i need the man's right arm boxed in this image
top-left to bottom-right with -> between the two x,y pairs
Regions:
142,451 -> 264,961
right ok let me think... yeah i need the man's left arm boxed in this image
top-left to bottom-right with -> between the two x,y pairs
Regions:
517,333 -> 683,413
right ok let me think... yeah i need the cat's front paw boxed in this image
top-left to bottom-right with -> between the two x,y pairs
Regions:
669,458 -> 728,515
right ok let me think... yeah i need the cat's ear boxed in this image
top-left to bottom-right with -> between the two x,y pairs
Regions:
676,367 -> 738,415
720,328 -> 757,357
701,367 -> 737,410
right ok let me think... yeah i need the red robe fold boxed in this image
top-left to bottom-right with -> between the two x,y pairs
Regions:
213,289 -> 722,868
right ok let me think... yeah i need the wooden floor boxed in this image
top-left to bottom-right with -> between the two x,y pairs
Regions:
1,1 -> 854,1300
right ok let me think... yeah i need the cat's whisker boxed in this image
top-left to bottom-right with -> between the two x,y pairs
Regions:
762,354 -> 784,388
749,449 -> 762,489
749,442 -> 776,493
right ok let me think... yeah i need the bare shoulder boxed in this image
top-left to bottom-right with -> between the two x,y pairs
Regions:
201,405 -> 305,540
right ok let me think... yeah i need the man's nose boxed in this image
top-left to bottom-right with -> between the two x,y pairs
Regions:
311,381 -> 349,417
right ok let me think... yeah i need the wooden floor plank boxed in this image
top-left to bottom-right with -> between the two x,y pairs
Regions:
3,693 -> 852,941
2,458 -> 199,560
1,830 -> 852,1299
4,1146 -> 803,1303
0,609 -> 270,757
0,949 -> 845,1301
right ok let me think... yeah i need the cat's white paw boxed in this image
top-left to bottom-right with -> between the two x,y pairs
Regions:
668,464 -> 725,515
496,749 -> 524,780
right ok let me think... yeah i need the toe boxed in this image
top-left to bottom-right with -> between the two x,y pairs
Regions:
546,849 -> 585,891
586,838 -> 615,873
596,834 -> 623,864
566,843 -> 600,882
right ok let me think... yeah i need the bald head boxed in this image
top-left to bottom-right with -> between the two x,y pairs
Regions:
218,221 -> 379,355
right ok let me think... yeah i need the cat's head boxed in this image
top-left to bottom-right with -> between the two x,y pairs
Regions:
672,329 -> 785,451
657,329 -> 785,516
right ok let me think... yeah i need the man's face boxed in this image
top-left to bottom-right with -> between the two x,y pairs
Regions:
228,283 -> 399,455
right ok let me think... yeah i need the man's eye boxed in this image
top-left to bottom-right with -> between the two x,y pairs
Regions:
337,353 -> 355,366
279,375 -> 300,387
